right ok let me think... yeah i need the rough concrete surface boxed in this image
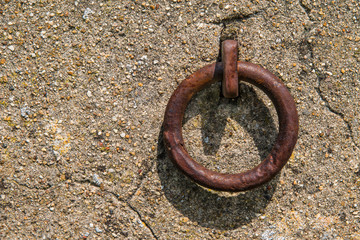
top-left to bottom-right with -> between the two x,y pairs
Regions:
0,0 -> 359,239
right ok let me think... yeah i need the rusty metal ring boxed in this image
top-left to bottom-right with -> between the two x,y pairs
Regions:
163,61 -> 299,192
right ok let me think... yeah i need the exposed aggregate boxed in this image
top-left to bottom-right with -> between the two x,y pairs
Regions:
0,0 -> 359,239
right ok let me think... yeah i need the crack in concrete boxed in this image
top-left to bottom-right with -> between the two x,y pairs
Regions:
211,10 -> 264,25
126,164 -> 159,239
72,177 -> 158,239
96,162 -> 158,239
297,0 -> 359,149
205,10 -> 265,65
65,153 -> 158,238
315,79 -> 360,149
105,189 -> 158,239
13,180 -> 57,190
209,8 -> 265,47
128,201 -> 159,240
126,161 -> 156,200
304,40 -> 359,149
299,0 -> 312,18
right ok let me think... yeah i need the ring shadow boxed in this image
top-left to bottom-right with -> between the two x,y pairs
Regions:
157,82 -> 280,230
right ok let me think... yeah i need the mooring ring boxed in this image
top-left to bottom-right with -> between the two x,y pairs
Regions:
163,61 -> 299,192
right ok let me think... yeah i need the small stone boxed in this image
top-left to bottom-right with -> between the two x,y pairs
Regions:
181,217 -> 189,223
83,8 -> 94,20
53,150 -> 60,160
92,174 -> 101,186
302,110 -> 310,116
8,45 -> 15,51
95,227 -> 102,233
87,91 -> 92,97
120,132 -> 126,138
113,129 -> 118,133
60,174 -> 66,181
0,59 -> 5,65
49,207 -> 54,211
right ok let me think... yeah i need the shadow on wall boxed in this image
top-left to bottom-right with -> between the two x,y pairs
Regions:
157,82 -> 280,230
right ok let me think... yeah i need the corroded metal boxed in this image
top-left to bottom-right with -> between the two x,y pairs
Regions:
221,40 -> 239,98
163,61 -> 299,192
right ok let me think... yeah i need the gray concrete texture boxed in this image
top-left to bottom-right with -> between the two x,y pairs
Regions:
0,0 -> 359,239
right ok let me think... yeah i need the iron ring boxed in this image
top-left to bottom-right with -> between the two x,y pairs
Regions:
163,61 -> 299,192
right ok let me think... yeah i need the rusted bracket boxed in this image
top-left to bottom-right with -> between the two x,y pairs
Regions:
221,40 -> 239,98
